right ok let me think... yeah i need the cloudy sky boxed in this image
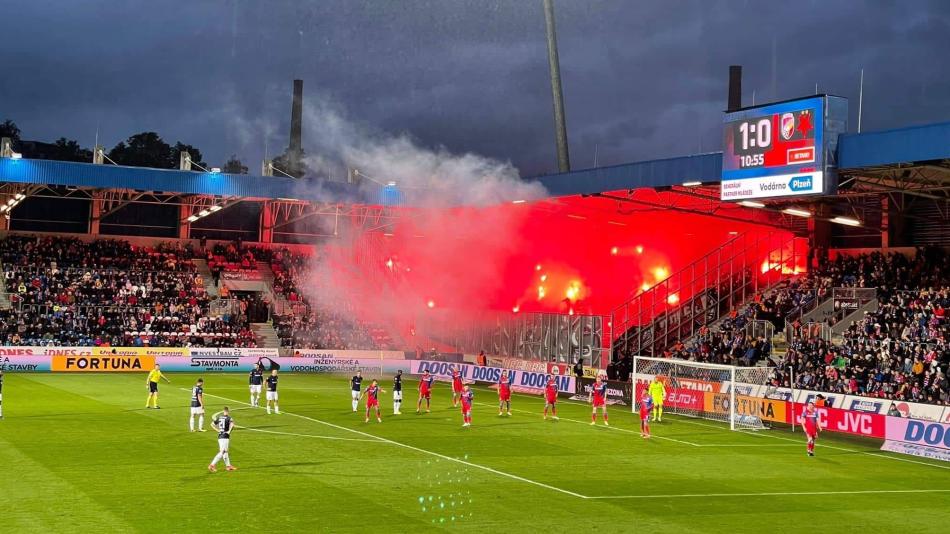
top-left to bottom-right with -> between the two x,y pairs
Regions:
2,0 -> 949,177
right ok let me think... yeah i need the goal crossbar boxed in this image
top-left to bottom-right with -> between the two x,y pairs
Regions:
633,356 -> 774,431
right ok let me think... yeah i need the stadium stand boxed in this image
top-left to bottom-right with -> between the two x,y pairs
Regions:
679,248 -> 949,405
0,235 -> 254,347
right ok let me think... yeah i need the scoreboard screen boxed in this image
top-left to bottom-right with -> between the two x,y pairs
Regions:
721,96 -> 845,201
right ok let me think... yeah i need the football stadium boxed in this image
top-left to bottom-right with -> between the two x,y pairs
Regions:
1,2 -> 949,533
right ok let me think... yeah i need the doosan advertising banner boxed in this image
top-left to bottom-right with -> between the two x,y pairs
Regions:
410,360 -> 575,395
885,417 -> 950,450
882,416 -> 950,463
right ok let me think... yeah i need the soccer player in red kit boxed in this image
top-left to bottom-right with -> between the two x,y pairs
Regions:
590,376 -> 609,426
416,370 -> 434,414
361,379 -> 385,423
639,395 -> 652,438
799,400 -> 821,456
497,371 -> 512,416
460,385 -> 474,427
451,370 -> 464,407
543,377 -> 559,420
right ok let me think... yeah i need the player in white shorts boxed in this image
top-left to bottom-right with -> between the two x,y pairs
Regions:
189,378 -> 206,432
265,369 -> 280,414
208,407 -> 237,472
248,363 -> 264,407
392,370 -> 404,414
350,370 -> 363,411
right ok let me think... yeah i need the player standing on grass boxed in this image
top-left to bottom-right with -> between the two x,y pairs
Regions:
208,407 -> 237,472
648,376 -> 666,422
451,370 -> 464,407
460,384 -> 474,427
351,370 -> 363,412
265,369 -> 280,415
248,363 -> 264,407
145,364 -> 171,409
639,395 -> 652,438
416,370 -> 434,413
543,376 -> 559,420
590,376 -> 609,426
189,378 -> 206,432
799,400 -> 821,456
497,370 -> 512,416
361,379 -> 385,423
393,370 -> 403,415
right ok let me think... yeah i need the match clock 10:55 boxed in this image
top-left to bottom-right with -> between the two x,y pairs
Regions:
730,117 -> 772,168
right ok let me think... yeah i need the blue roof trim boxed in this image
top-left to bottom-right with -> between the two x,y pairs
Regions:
533,153 -> 723,196
4,120 -> 950,204
838,120 -> 950,168
0,158 -> 379,204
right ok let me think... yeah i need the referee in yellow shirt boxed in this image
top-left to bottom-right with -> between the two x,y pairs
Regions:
146,364 -> 171,409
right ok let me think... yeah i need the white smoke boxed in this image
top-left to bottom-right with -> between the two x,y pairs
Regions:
298,95 -> 548,207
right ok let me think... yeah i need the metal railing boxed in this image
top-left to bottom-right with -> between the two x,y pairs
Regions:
414,310 -> 611,368
744,319 -> 775,342
828,287 -> 878,325
786,322 -> 832,342
610,231 -> 805,359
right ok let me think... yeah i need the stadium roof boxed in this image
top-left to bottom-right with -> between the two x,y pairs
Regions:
2,120 -> 949,206
0,158 -> 382,204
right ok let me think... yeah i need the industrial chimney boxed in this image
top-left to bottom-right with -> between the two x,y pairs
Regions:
728,66 -> 742,112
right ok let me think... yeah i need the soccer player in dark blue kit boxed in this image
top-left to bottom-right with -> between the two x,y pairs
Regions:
392,370 -> 404,415
208,406 -> 237,472
265,370 -> 280,415
189,378 -> 206,432
351,370 -> 363,412
248,363 -> 264,407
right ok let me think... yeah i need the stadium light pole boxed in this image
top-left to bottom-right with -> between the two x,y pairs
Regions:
543,0 -> 571,173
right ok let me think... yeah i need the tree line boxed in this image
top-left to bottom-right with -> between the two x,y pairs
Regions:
0,119 -> 248,174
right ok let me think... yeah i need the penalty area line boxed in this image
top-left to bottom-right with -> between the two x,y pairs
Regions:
586,488 -> 950,500
200,391 -> 589,500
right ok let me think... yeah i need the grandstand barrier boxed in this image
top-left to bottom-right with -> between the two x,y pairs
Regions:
484,355 -> 573,376
572,376 -> 632,405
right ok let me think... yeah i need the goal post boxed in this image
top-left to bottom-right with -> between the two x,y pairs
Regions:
633,356 -> 774,431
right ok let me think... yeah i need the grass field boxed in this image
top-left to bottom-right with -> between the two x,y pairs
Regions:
1,372 -> 949,533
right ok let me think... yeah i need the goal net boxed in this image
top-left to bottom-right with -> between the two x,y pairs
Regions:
633,357 -> 775,431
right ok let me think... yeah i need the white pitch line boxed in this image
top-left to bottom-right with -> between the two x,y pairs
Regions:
199,391 -> 587,500
698,444 -> 801,448
236,426 -> 383,443
672,416 -> 950,471
586,488 -> 950,500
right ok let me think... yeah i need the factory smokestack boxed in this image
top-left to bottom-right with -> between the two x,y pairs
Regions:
289,79 -> 304,174
728,66 -> 742,112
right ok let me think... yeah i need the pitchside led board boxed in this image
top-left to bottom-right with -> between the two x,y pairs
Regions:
721,95 -> 848,201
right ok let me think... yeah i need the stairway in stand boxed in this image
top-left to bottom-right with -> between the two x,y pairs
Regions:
251,322 -> 281,349
193,259 -> 218,297
256,261 -> 291,315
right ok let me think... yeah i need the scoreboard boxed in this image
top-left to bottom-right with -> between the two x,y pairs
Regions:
721,95 -> 847,201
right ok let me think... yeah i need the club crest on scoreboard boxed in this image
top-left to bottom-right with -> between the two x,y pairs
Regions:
781,113 -> 795,140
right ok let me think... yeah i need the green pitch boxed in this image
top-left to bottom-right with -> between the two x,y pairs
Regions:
1,373 -> 948,533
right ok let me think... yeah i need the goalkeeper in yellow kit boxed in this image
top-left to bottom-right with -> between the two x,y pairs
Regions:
648,377 -> 666,422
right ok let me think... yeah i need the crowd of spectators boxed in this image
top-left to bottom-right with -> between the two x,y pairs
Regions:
0,235 -> 254,347
656,247 -> 950,406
